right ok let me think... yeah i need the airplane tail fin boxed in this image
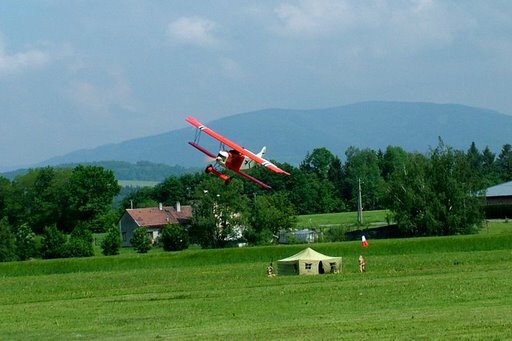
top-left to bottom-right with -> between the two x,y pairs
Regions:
256,146 -> 266,158
240,146 -> 266,170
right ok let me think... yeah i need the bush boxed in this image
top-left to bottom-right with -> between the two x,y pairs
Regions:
66,237 -> 94,257
243,227 -> 273,245
102,226 -> 121,256
130,227 -> 152,253
325,226 -> 349,242
15,223 -> 37,260
160,224 -> 189,251
41,225 -> 68,259
65,225 -> 94,258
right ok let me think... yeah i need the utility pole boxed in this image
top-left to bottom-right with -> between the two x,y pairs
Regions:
357,178 -> 363,225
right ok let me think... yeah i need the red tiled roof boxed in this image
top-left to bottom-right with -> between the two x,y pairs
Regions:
125,205 -> 192,227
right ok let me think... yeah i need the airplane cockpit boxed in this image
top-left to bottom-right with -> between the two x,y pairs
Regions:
216,150 -> 229,165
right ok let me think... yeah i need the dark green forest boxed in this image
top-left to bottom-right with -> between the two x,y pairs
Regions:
1,140 -> 511,261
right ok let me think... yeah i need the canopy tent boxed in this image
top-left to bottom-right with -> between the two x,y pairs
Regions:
277,247 -> 342,275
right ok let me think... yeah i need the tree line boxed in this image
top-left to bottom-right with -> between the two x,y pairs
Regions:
0,165 -> 120,261
119,140 -> 511,248
1,140 -> 511,261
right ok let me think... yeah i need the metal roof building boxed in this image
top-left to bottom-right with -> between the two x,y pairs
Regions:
485,181 -> 512,205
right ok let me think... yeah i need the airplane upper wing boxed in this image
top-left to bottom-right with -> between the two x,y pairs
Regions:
186,116 -> 290,175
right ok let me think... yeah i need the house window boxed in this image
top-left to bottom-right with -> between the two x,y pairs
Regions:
305,263 -> 312,270
330,262 -> 337,271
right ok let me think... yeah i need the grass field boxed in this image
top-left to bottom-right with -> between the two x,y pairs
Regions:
1,222 -> 511,339
296,210 -> 390,228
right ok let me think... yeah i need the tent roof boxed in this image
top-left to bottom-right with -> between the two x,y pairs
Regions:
278,247 -> 338,262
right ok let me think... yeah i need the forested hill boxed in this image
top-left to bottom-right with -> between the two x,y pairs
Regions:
39,101 -> 512,167
1,161 -> 198,181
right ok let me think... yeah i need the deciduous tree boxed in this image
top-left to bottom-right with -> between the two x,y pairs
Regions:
0,217 -> 16,262
343,147 -> 385,210
0,176 -> 10,218
386,140 -> 483,236
189,178 -> 248,248
245,192 -> 296,245
67,165 -> 121,228
300,147 -> 336,180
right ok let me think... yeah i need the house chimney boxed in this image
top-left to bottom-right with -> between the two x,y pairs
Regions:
159,203 -> 163,211
176,201 -> 181,212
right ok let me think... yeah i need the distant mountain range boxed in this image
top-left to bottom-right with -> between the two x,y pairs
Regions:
38,101 -> 512,168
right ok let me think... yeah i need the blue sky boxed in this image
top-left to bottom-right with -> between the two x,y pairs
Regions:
1,1 -> 511,170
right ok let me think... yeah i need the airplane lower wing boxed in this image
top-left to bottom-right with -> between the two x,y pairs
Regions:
234,170 -> 272,189
188,141 -> 216,159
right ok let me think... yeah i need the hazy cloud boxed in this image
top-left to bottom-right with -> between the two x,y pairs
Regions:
65,68 -> 137,117
275,0 -> 355,36
273,0 -> 467,51
219,57 -> 244,80
0,35 -> 50,74
167,16 -> 219,47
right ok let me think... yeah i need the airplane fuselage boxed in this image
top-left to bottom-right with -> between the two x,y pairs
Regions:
216,149 -> 245,172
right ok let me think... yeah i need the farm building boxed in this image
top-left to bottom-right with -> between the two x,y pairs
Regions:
277,247 -> 342,275
485,180 -> 512,205
118,202 -> 192,247
484,181 -> 512,218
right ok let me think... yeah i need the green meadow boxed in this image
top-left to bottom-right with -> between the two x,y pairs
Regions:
296,210 -> 390,227
1,222 -> 512,340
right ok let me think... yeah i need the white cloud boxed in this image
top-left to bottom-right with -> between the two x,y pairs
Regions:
167,16 -> 219,47
0,35 -> 51,74
275,0 -> 354,36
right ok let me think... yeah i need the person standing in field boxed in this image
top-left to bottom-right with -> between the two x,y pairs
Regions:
267,263 -> 275,277
358,255 -> 366,273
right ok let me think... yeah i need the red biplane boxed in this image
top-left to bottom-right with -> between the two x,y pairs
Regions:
186,116 -> 290,189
